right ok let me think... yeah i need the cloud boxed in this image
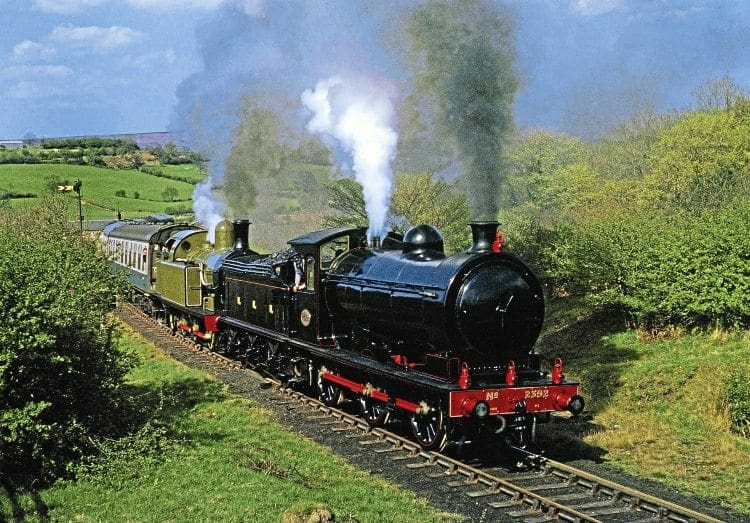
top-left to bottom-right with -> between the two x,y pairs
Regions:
572,0 -> 623,16
116,49 -> 178,69
32,0 -> 106,14
50,24 -> 144,50
6,81 -> 64,100
0,65 -> 73,80
12,40 -> 57,62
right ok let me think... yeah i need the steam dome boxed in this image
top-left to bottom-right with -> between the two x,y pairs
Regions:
403,224 -> 444,255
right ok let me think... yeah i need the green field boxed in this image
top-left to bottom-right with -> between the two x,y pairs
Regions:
0,164 -> 201,220
0,330 -> 456,522
159,163 -> 208,184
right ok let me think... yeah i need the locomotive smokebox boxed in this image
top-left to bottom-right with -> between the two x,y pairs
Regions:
232,219 -> 251,253
468,221 -> 499,253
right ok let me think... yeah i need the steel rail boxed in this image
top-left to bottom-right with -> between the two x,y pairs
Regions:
517,449 -> 724,523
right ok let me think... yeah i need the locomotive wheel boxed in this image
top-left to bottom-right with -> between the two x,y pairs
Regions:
319,380 -> 343,406
167,313 -> 178,334
137,296 -> 152,315
410,408 -> 447,450
359,395 -> 389,427
153,305 -> 168,325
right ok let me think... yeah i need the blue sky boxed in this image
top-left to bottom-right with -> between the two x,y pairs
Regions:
0,0 -> 748,140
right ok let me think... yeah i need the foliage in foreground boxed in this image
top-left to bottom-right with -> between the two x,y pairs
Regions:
587,329 -> 750,512
722,366 -> 750,438
0,333 -> 456,522
0,199 -> 129,488
570,200 -> 750,330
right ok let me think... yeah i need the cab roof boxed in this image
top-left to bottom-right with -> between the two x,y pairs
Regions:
288,227 -> 364,248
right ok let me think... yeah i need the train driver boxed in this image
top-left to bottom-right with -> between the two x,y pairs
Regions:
292,254 -> 306,292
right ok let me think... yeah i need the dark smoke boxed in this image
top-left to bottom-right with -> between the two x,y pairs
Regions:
405,0 -> 516,221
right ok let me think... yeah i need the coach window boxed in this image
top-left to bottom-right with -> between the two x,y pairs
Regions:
305,256 -> 316,291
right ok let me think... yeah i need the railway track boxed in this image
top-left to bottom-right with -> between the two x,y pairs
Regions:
117,302 -> 727,523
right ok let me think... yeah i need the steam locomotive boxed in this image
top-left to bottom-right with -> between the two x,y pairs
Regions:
103,217 -> 583,450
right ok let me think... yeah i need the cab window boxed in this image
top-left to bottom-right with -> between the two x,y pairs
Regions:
320,236 -> 349,270
305,256 -> 316,291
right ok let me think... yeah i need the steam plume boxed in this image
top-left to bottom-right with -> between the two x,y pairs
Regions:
169,0 -> 517,242
302,76 -> 398,240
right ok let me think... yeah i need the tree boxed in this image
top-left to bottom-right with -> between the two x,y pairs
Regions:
161,187 -> 178,202
0,198 -> 130,487
692,75 -> 748,111
642,107 -> 750,211
390,173 -> 471,253
322,178 -> 368,230
324,173 -> 471,253
224,100 -> 287,217
503,130 -> 588,213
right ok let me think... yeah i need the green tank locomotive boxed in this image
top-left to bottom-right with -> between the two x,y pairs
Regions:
102,217 -> 253,343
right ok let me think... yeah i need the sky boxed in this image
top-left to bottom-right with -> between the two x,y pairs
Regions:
0,0 -> 748,141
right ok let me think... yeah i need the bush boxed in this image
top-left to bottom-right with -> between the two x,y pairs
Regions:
165,204 -> 193,215
721,367 -> 750,437
0,198 -> 131,487
498,209 -> 577,289
161,187 -> 178,202
570,199 -> 750,329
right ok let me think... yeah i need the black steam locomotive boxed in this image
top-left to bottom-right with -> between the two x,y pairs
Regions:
103,217 -> 583,450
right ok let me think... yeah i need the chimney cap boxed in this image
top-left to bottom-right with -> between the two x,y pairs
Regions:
468,221 -> 499,253
231,219 -> 251,253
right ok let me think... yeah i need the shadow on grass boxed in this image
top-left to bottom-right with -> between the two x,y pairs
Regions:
0,480 -> 50,523
532,301 -> 640,463
117,376 -> 228,433
0,376 -> 227,522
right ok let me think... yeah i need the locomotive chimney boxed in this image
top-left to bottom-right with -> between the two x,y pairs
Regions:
468,221 -> 499,253
370,236 -> 381,250
232,219 -> 251,253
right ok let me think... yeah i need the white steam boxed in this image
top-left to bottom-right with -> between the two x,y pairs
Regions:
193,179 -> 225,242
301,76 -> 398,240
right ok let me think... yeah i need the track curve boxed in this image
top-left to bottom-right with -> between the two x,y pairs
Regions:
117,301 -> 733,522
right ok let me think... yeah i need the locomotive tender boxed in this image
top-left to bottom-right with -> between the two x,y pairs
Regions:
103,217 -> 583,450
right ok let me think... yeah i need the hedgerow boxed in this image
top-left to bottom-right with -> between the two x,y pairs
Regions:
0,198 -> 131,487
569,199 -> 750,330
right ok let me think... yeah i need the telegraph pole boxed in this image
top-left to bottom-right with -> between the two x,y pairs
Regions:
73,179 -> 83,232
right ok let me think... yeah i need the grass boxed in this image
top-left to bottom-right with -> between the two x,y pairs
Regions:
0,164 -> 199,220
0,330 -> 458,522
536,298 -> 750,515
